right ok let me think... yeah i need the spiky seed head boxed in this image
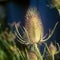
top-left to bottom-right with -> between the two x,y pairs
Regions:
52,0 -> 60,8
28,51 -> 37,60
25,8 -> 44,44
49,43 -> 57,56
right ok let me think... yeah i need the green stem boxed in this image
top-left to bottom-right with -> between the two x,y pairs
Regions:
52,55 -> 54,60
34,44 -> 43,60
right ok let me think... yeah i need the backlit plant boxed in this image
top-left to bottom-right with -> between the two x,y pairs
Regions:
15,7 -> 58,45
0,7 -> 60,60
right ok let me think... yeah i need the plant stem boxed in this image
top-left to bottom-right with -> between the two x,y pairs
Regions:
52,55 -> 54,60
34,44 -> 43,60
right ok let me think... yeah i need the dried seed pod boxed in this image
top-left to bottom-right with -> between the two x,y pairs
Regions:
52,0 -> 60,8
15,8 -> 58,45
28,51 -> 37,60
25,8 -> 44,44
49,43 -> 57,56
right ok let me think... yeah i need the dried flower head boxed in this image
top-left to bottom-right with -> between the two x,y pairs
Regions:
15,7 -> 58,45
49,43 -> 57,56
0,28 -> 15,41
28,51 -> 37,60
24,8 -> 44,44
52,0 -> 60,8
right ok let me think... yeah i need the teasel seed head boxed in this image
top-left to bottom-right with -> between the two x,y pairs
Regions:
25,8 -> 44,44
49,43 -> 57,56
28,51 -> 37,60
52,0 -> 60,8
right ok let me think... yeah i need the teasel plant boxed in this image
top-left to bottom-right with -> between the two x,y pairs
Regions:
52,0 -> 60,15
47,0 -> 60,15
43,42 -> 60,60
15,7 -> 58,45
14,7 -> 58,60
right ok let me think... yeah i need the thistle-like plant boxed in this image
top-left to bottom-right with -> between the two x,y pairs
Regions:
15,7 -> 58,45
44,42 -> 60,60
51,0 -> 60,9
47,0 -> 60,14
14,7 -> 58,60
